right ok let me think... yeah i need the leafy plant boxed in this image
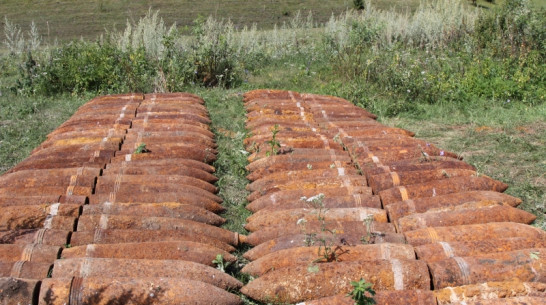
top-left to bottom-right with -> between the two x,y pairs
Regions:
348,278 -> 376,305
265,124 -> 281,156
212,254 -> 231,272
134,143 -> 150,154
360,214 -> 375,244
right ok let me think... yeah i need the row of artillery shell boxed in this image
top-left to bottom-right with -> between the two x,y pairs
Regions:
238,89 -> 545,305
48,93 -> 241,304
240,90 -> 427,304
1,93 -> 242,304
0,94 -> 144,302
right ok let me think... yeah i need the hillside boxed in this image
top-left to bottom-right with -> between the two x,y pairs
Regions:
1,0 -> 422,41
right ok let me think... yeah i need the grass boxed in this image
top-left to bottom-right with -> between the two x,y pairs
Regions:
0,0 -> 420,41
0,93 -> 89,172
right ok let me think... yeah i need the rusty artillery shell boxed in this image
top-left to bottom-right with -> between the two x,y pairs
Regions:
0,277 -> 41,305
89,194 -> 224,213
117,142 -> 218,157
47,123 -> 130,138
106,157 -> 215,173
336,126 -> 415,137
61,241 -> 236,266
428,248 -> 545,289
103,164 -> 218,183
111,148 -> 217,163
93,182 -> 222,203
295,290 -> 436,305
82,202 -> 225,226
123,134 -> 216,149
362,157 -> 475,177
240,259 -> 430,303
0,261 -> 52,279
243,232 -> 406,261
241,243 -> 415,276
247,160 -> 354,182
0,195 -> 61,206
245,207 -> 388,232
447,296 -> 545,305
0,229 -> 70,246
130,122 -> 214,137
7,159 -> 106,173
248,187 -> 372,212
70,229 -> 236,251
0,244 -> 61,262
247,168 -> 359,192
0,194 -> 86,207
52,258 -> 242,290
95,174 -> 217,194
0,205 -> 78,230
368,168 -> 477,193
405,222 -> 546,246
33,136 -> 122,153
0,184 -> 92,197
0,167 -> 100,188
38,277 -> 243,305
247,194 -> 381,213
132,112 -> 211,124
385,190 -> 523,221
244,220 -> 395,246
379,176 -> 509,206
75,216 -> 238,244
247,175 -> 368,202
434,279 -> 546,305
396,202 -> 537,232
415,237 -> 546,262
246,152 -> 351,172
45,128 -> 127,142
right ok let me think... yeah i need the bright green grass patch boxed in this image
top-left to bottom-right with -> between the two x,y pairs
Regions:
0,93 -> 88,173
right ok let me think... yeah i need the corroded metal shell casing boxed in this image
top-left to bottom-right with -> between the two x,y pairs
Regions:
415,237 -> 546,262
247,167 -> 360,192
38,277 -> 243,305
385,191 -> 522,221
246,175 -> 368,202
102,163 -> 218,183
52,258 -> 242,290
243,232 -> 406,261
88,193 -> 224,213
361,157 -> 475,177
0,277 -> 41,305
95,174 -> 217,194
396,202 -> 537,232
247,186 -> 372,212
60,241 -> 236,266
241,243 -> 416,276
368,168 -> 477,194
106,157 -> 215,173
404,222 -> 546,246
0,244 -> 61,263
82,202 -> 225,226
428,248 -> 545,289
246,194 -> 381,213
247,160 -> 354,182
0,261 -> 52,279
379,176 -> 509,206
0,229 -> 71,246
240,259 -> 431,303
434,280 -> 546,305
70,229 -> 237,251
294,290 -> 436,305
245,207 -> 388,232
243,220 -> 395,246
